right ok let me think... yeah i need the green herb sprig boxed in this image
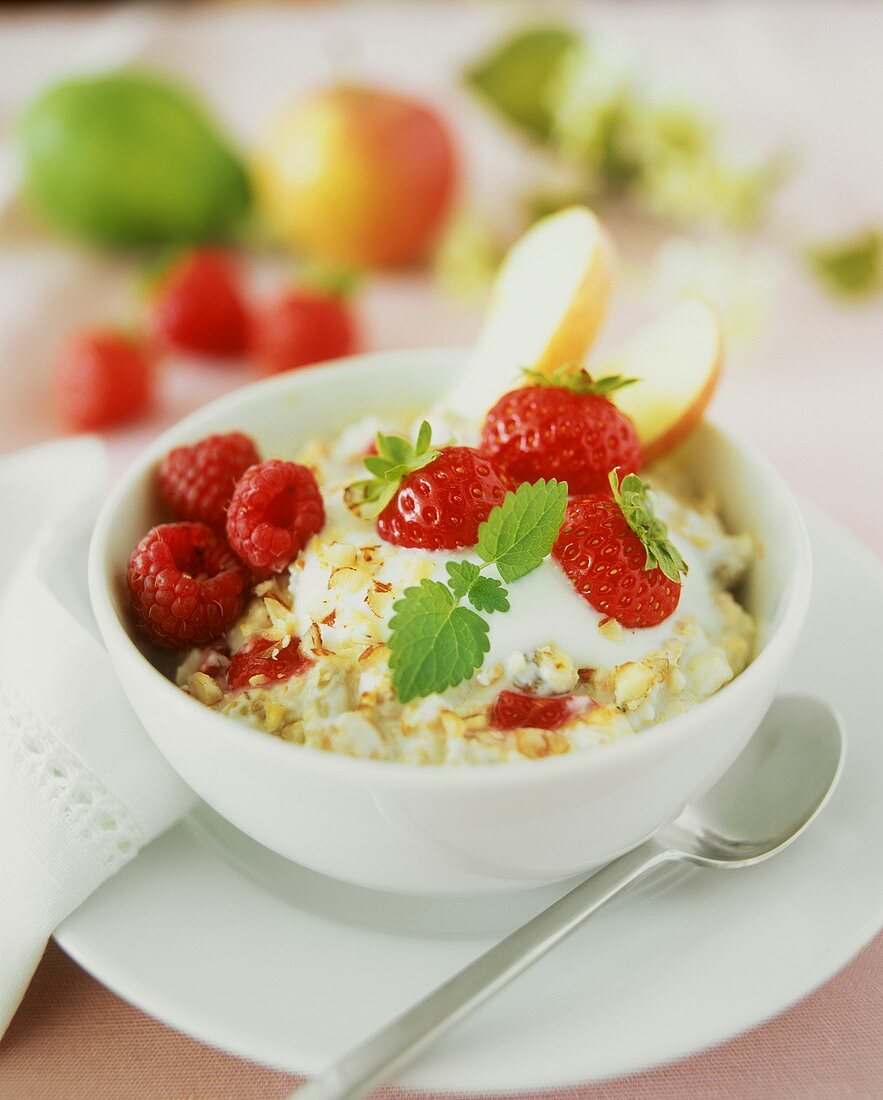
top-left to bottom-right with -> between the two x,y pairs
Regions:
388,479 -> 567,702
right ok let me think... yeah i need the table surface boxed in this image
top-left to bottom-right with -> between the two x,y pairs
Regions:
0,2 -> 881,1097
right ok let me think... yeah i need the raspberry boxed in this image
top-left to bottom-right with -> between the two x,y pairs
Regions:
158,432 -> 261,527
55,329 -> 154,431
251,287 -> 358,376
226,460 -> 325,575
228,635 -> 312,692
127,523 -> 248,648
152,249 -> 250,357
490,691 -> 576,731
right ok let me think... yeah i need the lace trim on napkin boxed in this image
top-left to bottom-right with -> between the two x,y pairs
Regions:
1,682 -> 141,869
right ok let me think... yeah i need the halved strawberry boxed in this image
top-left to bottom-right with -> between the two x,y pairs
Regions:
553,470 -> 687,628
228,635 -> 312,692
491,691 -> 577,731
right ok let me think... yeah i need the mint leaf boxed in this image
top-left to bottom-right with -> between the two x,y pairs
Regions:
388,482 -> 565,702
466,576 -> 510,614
445,560 -> 481,599
477,478 -> 568,583
446,560 -> 509,613
388,580 -> 489,703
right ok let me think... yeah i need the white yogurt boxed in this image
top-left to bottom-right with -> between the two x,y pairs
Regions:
290,476 -> 729,672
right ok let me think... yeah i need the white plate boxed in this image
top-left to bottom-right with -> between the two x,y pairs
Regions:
55,502 -> 883,1090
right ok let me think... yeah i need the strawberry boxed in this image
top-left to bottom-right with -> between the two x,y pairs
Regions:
491,691 -> 577,731
553,470 -> 687,628
228,635 -> 312,692
481,369 -> 642,493
251,286 -> 358,376
151,249 -> 250,357
345,421 -> 510,550
55,328 -> 154,431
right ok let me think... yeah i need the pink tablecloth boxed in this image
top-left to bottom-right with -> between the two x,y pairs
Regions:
1,937 -> 880,1099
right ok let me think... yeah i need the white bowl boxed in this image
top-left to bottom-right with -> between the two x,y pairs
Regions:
89,348 -> 812,895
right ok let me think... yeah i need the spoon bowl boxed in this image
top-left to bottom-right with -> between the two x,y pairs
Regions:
663,694 -> 845,867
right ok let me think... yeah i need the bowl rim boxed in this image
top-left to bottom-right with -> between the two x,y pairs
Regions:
88,346 -> 813,790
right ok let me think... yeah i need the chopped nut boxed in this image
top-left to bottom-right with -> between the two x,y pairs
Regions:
686,648 -> 733,696
723,634 -> 751,675
613,661 -> 659,710
324,542 -> 357,568
280,721 -> 305,744
306,623 -> 324,652
365,583 -> 393,618
358,643 -> 386,662
188,672 -> 222,706
329,567 -> 365,592
440,711 -> 465,740
598,617 -> 624,644
230,597 -> 272,646
516,728 -> 548,759
264,596 -> 295,634
546,731 -> 571,756
460,713 -> 487,732
263,702 -> 286,733
535,645 -> 578,693
666,667 -> 687,694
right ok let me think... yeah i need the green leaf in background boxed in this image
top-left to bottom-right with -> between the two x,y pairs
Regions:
806,230 -> 882,299
465,25 -> 580,141
18,71 -> 250,247
462,23 -> 784,239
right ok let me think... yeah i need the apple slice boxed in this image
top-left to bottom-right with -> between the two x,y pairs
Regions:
445,206 -> 612,418
596,297 -> 723,463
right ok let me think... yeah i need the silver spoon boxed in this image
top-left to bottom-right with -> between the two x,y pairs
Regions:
290,694 -> 844,1100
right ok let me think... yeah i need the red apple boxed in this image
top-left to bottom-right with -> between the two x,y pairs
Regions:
253,85 -> 458,268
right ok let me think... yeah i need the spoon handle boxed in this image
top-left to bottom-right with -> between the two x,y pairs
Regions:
289,840 -> 673,1100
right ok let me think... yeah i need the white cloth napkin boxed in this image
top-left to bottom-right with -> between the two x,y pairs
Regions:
0,438 -> 195,1036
